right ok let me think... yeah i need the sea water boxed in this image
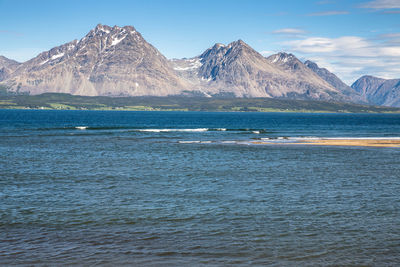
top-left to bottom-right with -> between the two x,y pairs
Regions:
1,110 -> 400,265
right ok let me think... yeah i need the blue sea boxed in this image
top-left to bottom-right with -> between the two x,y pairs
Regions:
1,110 -> 400,266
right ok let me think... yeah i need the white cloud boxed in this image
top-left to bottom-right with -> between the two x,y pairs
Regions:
272,28 -> 307,35
307,10 -> 349,16
285,36 -> 372,55
260,50 -> 275,56
379,46 -> 400,56
379,33 -> 400,38
379,33 -> 400,44
0,30 -> 23,37
361,0 -> 400,9
281,35 -> 400,84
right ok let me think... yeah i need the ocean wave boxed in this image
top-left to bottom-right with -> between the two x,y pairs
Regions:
178,141 -> 201,144
139,128 -> 209,132
136,128 -> 271,133
215,128 -> 270,133
33,126 -> 270,134
178,140 -> 213,144
75,126 -> 87,130
34,126 -> 138,131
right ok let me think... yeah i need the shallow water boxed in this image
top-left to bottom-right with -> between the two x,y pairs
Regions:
1,110 -> 400,265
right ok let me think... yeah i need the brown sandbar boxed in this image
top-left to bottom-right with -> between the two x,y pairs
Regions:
252,139 -> 400,147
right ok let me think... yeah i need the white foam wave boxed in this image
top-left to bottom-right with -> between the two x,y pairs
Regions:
139,128 -> 209,133
261,137 -> 289,141
75,126 -> 87,130
179,140 -> 213,144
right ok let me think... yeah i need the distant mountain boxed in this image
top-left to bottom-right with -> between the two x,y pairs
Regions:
0,56 -> 20,82
304,60 -> 365,103
173,43 -> 349,101
351,75 -> 400,107
1,24 -> 393,105
2,24 -> 187,96
265,52 -> 349,101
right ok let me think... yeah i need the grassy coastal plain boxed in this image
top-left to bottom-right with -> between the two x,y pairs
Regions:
1,93 -> 400,113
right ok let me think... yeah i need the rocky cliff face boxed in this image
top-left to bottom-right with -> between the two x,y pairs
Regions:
304,60 -> 365,103
351,75 -> 400,107
3,24 -> 187,96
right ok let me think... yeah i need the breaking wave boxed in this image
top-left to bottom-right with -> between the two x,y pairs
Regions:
138,128 -> 209,133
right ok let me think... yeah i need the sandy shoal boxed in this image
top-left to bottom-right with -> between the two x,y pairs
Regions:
252,139 -> 400,147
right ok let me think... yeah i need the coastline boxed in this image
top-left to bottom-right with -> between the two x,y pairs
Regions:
252,138 -> 400,147
1,94 -> 400,113
1,107 -> 400,114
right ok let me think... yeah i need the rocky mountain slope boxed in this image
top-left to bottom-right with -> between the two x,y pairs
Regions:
0,56 -> 20,82
351,75 -> 400,107
304,60 -> 365,103
265,52 -> 349,101
2,24 -> 187,96
173,42 -> 349,101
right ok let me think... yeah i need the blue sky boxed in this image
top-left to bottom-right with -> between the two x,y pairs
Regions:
0,0 -> 399,84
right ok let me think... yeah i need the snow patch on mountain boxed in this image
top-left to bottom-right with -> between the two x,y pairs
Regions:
51,53 -> 64,60
173,58 -> 202,71
111,35 -> 127,46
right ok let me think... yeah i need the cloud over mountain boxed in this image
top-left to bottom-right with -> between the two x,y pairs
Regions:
282,34 -> 400,84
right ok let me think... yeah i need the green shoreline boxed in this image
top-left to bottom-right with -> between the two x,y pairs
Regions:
1,93 -> 399,113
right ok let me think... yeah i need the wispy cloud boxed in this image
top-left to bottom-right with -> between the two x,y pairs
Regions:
260,50 -> 275,56
381,10 -> 400,13
373,33 -> 400,44
286,36 -> 371,54
307,10 -> 349,16
272,28 -> 307,35
0,30 -> 23,37
281,35 -> 400,83
360,0 -> 400,9
379,33 -> 400,38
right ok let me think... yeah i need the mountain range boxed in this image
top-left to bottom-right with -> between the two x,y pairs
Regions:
0,24 -> 399,107
351,75 -> 400,107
